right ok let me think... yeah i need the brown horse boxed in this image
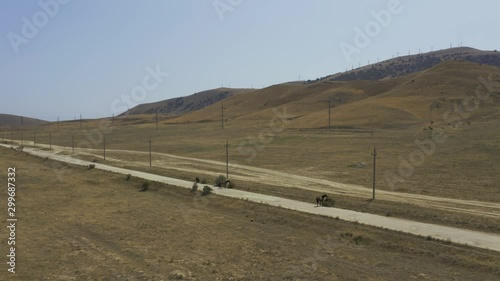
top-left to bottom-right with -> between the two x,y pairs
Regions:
316,194 -> 328,207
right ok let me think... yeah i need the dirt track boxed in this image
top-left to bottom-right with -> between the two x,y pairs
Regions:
3,142 -> 500,253
30,142 -> 500,221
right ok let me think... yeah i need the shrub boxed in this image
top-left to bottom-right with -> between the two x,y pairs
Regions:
200,178 -> 207,184
353,235 -> 364,245
87,164 -> 96,170
215,175 -> 226,187
126,174 -> 131,181
322,198 -> 335,207
226,180 -> 235,189
201,186 -> 212,196
139,182 -> 150,192
191,182 -> 198,193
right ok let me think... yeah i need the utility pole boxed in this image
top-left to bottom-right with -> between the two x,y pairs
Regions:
80,114 -> 82,129
21,116 -> 23,126
11,133 -> 13,144
372,146 -> 377,200
21,132 -> 23,146
149,137 -> 152,167
57,117 -> 60,129
49,132 -> 52,149
33,132 -> 36,148
72,135 -> 74,154
103,136 -> 106,160
225,140 -> 229,179
156,111 -> 159,131
221,103 -> 224,130
328,98 -> 332,130
112,114 -> 115,131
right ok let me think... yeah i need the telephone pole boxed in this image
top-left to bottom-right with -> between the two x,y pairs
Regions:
372,146 -> 377,200
33,132 -> 36,148
49,132 -> 52,149
149,137 -> 152,167
328,98 -> 332,130
103,136 -> 106,160
221,104 -> 224,130
225,140 -> 229,179
156,111 -> 159,131
72,135 -> 74,154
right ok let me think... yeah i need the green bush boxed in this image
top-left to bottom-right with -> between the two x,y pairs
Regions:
201,186 -> 212,196
226,180 -> 235,189
215,175 -> 226,187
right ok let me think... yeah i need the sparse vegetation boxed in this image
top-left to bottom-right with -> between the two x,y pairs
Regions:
139,181 -> 150,192
352,235 -> 364,245
201,185 -> 212,196
191,182 -> 198,193
215,174 -> 226,187
322,198 -> 335,207
87,164 -> 95,170
126,173 -> 131,181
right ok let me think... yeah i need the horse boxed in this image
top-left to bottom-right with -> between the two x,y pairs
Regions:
316,194 -> 328,207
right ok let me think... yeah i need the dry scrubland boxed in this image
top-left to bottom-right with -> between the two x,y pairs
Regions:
1,147 -> 500,280
1,62 -> 500,236
0,60 -> 499,279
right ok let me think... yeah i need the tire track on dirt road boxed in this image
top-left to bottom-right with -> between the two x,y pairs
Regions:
3,143 -> 500,253
57,146 -> 500,221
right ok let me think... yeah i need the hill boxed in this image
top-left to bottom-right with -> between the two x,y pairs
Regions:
0,114 -> 48,128
313,47 -> 500,82
119,87 -> 255,117
169,61 -> 500,129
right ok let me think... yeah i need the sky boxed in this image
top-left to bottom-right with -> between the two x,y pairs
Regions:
1,0 -> 499,121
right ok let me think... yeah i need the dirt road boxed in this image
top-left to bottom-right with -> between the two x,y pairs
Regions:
4,143 -> 500,253
22,142 -> 500,220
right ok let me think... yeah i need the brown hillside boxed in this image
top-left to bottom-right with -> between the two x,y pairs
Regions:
120,87 -> 255,117
0,114 -> 48,128
169,61 -> 500,129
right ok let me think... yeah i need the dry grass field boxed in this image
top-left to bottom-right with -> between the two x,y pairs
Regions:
1,147 -> 500,280
1,60 -> 499,280
1,61 -> 499,235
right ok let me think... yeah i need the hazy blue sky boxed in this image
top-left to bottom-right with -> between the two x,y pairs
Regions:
1,0 -> 499,121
